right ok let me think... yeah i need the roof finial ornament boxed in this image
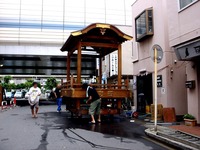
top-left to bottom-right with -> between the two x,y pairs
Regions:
100,28 -> 106,35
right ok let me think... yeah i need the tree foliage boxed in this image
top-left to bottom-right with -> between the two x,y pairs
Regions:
0,78 -> 42,91
16,83 -> 26,89
45,77 -> 57,90
24,79 -> 34,89
0,83 -> 16,91
4,76 -> 12,84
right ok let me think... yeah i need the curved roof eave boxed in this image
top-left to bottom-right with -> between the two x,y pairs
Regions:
61,23 -> 133,52
71,23 -> 132,40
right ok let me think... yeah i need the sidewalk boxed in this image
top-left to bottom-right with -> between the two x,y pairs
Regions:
170,125 -> 200,137
145,124 -> 200,150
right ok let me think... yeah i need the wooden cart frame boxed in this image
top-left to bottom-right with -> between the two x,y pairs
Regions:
60,23 -> 132,117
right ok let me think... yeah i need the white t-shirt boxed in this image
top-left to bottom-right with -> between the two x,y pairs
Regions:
28,87 -> 41,105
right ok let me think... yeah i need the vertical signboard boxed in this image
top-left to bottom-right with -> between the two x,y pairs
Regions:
157,75 -> 162,87
110,54 -> 118,76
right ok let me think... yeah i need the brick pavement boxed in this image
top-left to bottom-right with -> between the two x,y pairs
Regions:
169,124 -> 200,137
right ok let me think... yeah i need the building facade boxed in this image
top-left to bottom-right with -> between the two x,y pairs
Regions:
0,0 -> 132,45
102,25 -> 133,83
132,0 -> 188,117
167,0 -> 200,123
0,0 -> 133,76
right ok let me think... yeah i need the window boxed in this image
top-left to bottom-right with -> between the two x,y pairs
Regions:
132,41 -> 139,62
135,8 -> 153,42
179,0 -> 197,10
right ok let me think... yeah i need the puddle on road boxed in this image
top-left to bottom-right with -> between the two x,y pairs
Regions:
1,138 -> 9,141
11,114 -> 19,116
34,112 -> 52,150
33,111 -> 164,150
38,111 -> 145,140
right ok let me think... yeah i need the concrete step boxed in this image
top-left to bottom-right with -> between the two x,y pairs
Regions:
145,128 -> 199,150
187,138 -> 199,142
182,136 -> 194,139
193,141 -> 200,144
157,131 -> 200,150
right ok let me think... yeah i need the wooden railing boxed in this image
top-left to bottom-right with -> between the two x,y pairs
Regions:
62,76 -> 129,90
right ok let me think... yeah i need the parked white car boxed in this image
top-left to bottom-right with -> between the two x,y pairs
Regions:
14,91 -> 22,98
25,92 -> 29,99
45,90 -> 51,99
6,92 -> 12,99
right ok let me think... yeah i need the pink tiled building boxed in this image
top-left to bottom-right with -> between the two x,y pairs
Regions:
132,0 -> 200,123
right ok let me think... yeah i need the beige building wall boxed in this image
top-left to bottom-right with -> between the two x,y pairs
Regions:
132,0 -> 187,115
166,0 -> 200,122
102,25 -> 133,78
167,1 -> 200,46
185,62 -> 200,122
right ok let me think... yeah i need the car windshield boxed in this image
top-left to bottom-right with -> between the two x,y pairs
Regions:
6,92 -> 11,95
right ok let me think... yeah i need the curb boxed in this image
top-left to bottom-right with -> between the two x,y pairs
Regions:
145,128 -> 199,150
157,131 -> 200,150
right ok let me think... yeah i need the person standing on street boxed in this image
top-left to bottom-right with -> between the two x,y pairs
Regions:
82,83 -> 101,124
54,84 -> 62,113
0,81 -> 6,106
28,82 -> 41,118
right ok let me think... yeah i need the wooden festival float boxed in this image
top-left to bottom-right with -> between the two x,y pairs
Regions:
60,23 -> 132,117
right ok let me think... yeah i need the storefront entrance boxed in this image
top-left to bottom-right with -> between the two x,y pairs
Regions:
137,74 -> 153,113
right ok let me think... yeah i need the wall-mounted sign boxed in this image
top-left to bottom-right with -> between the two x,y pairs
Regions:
157,75 -> 162,87
174,39 -> 200,60
185,80 -> 195,89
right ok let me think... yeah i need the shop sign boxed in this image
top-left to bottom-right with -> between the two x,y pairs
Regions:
157,75 -> 162,87
175,40 -> 200,60
185,80 -> 195,89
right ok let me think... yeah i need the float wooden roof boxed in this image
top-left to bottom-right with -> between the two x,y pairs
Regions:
60,23 -> 132,57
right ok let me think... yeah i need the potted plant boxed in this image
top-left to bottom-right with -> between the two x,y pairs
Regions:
183,114 -> 197,126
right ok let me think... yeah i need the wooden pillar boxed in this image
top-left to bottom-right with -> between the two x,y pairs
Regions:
67,54 -> 71,81
0,86 -> 3,106
76,99 -> 81,116
76,99 -> 80,109
125,76 -> 129,89
118,44 -> 122,87
77,42 -> 82,83
70,74 -> 74,87
99,57 -> 102,84
117,99 -> 122,111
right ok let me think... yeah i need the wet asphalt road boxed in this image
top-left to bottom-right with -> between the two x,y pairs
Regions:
0,103 -> 172,150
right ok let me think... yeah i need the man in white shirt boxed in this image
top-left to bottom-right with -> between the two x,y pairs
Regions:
28,82 -> 41,118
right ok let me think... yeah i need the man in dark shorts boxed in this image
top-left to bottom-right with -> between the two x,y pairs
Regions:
82,83 -> 101,124
54,84 -> 62,112
28,82 -> 41,118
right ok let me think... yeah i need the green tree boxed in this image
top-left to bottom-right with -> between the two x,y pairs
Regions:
45,77 -> 57,90
4,76 -> 12,84
1,83 -> 8,89
10,83 -> 16,89
23,79 -> 41,90
1,83 -> 16,91
37,82 -> 41,88
24,79 -> 34,89
16,83 -> 26,89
